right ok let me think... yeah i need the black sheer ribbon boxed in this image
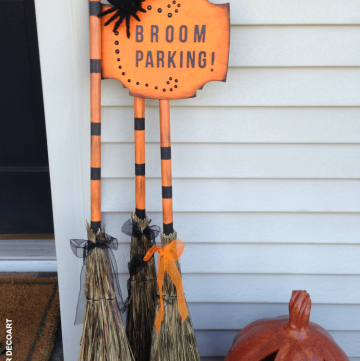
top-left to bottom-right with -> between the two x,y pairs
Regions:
121,219 -> 160,308
121,219 -> 160,248
70,233 -> 125,325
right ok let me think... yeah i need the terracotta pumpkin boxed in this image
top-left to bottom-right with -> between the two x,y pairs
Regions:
225,291 -> 349,361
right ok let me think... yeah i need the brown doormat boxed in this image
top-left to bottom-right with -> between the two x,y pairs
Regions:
0,277 -> 60,361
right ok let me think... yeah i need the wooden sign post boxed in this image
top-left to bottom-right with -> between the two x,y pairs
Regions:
96,1 -> 230,360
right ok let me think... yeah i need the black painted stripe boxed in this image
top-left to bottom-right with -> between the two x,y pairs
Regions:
91,123 -> 101,136
163,222 -> 174,235
134,117 -> 145,131
90,59 -> 101,73
135,163 -> 145,176
135,208 -> 146,220
161,147 -> 171,160
162,186 -> 172,199
89,1 -> 101,16
91,221 -> 101,231
91,167 -> 101,180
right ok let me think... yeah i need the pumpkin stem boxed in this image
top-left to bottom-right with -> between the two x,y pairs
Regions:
287,290 -> 311,332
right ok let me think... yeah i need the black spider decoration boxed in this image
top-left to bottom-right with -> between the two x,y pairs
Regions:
98,0 -> 146,38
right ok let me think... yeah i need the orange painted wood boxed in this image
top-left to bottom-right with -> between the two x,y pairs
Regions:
159,99 -> 171,147
91,136 -> 101,168
100,0 -> 230,100
162,199 -> 173,225
161,160 -> 172,187
135,176 -> 146,211
90,0 -> 102,226
134,97 -> 146,213
90,14 -> 101,59
134,131 -> 145,164
90,74 -> 101,123
225,291 -> 350,361
159,99 -> 173,225
134,96 -> 145,118
91,181 -> 101,223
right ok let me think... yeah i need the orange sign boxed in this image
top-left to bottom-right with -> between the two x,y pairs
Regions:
101,0 -> 230,100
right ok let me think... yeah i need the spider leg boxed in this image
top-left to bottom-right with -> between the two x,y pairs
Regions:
126,15 -> 130,38
113,14 -> 125,33
138,7 -> 147,13
104,10 -> 121,26
134,13 -> 141,21
97,6 -> 117,18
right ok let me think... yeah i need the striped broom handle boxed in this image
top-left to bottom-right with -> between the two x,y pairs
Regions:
134,97 -> 146,220
159,100 -> 174,235
90,0 -> 102,232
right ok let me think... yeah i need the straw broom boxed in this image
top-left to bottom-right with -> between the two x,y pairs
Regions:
147,100 -> 200,361
123,97 -> 159,361
73,2 -> 134,359
77,226 -> 133,361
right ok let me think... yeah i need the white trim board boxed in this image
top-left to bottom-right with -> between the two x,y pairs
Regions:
0,239 -> 56,260
0,260 -> 57,272
34,0 -> 90,359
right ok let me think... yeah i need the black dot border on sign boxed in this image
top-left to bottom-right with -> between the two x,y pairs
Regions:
163,77 -> 179,92
113,29 -> 182,93
157,2 -> 181,16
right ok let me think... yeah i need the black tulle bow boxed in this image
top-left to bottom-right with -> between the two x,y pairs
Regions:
121,219 -> 160,309
70,233 -> 125,325
121,219 -> 160,248
71,233 -> 118,264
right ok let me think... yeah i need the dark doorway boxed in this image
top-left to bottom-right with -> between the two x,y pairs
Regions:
0,0 -> 54,235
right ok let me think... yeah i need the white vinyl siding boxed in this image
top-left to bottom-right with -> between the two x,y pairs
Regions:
35,0 -> 360,361
99,1 -> 360,357
37,0 -> 360,359
99,3 -> 360,358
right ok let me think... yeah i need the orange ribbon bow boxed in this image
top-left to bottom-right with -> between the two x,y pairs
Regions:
143,239 -> 188,333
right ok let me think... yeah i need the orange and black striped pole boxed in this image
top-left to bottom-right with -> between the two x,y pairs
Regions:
90,0 -> 102,232
159,100 -> 173,235
134,97 -> 146,220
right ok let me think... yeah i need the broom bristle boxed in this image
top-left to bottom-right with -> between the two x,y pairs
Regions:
78,227 -> 134,361
126,212 -> 158,361
149,232 -> 200,361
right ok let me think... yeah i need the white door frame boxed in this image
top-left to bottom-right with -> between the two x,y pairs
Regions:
34,0 -> 91,359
